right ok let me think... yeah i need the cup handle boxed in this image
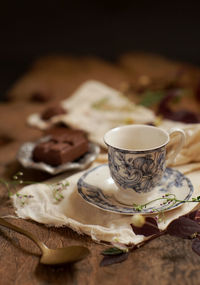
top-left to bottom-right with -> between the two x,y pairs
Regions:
166,127 -> 185,165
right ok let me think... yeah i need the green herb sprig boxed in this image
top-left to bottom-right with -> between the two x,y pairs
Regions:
139,90 -> 165,107
133,193 -> 200,214
91,97 -> 109,109
16,193 -> 34,206
51,181 -> 70,202
0,172 -> 70,206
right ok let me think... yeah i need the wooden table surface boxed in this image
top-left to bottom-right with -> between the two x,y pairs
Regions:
1,54 -> 200,285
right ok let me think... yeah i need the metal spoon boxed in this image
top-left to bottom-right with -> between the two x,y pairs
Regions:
0,217 -> 89,265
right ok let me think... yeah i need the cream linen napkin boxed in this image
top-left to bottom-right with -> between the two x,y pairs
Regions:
16,80 -> 200,245
28,80 -> 155,146
27,80 -> 200,166
12,162 -> 200,245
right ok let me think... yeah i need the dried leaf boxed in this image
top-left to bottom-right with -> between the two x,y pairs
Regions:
192,238 -> 200,256
157,88 -> 200,123
164,110 -> 200,123
100,252 -> 129,267
100,212 -> 200,267
184,210 -> 198,220
101,247 -> 125,256
140,91 -> 165,107
131,217 -> 160,237
184,210 -> 200,221
167,217 -> 200,238
193,211 -> 200,224
195,81 -> 200,102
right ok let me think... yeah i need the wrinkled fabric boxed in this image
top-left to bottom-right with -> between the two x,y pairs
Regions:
28,80 -> 155,145
14,80 -> 200,245
28,81 -> 200,167
12,162 -> 200,244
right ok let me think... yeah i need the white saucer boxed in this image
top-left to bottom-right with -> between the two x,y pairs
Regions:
77,164 -> 194,215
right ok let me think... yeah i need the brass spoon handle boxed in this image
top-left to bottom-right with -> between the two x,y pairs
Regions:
0,217 -> 46,252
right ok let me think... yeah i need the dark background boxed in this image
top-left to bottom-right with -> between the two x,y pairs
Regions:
0,0 -> 200,99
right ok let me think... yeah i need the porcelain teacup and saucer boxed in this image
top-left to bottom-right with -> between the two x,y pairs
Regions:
78,125 -> 193,214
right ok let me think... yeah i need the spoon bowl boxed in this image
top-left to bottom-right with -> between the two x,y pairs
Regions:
0,217 -> 89,265
40,245 -> 90,265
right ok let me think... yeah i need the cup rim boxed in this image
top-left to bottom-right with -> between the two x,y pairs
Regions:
104,124 -> 169,152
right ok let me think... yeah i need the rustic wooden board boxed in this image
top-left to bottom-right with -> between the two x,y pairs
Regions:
1,54 -> 200,285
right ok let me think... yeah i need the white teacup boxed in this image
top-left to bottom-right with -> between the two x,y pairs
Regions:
104,124 -> 185,205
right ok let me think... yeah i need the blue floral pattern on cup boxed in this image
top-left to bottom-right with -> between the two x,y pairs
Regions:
108,146 -> 166,193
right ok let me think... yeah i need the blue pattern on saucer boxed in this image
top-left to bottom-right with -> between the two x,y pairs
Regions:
77,164 -> 194,215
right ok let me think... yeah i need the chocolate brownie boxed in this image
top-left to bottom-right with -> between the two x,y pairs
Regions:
41,105 -> 67,120
33,129 -> 89,166
30,91 -> 52,102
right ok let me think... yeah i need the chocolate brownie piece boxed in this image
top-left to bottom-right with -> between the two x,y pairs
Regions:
30,91 -> 52,102
33,129 -> 89,166
41,105 -> 67,120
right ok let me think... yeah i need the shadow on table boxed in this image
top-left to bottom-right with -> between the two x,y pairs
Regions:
0,227 -> 40,257
35,262 -> 76,284
2,160 -> 52,181
1,225 -> 77,284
